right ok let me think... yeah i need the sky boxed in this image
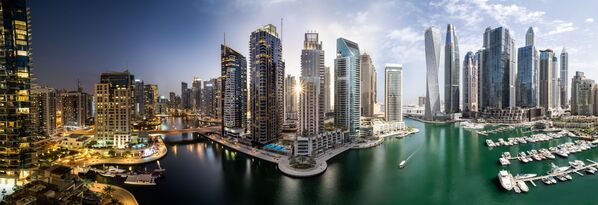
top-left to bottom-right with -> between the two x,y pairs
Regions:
30,0 -> 598,105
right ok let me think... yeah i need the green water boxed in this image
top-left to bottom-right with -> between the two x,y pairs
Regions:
119,118 -> 598,205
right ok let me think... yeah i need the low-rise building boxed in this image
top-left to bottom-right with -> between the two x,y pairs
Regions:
294,129 -> 347,157
479,107 -> 545,124
60,134 -> 92,149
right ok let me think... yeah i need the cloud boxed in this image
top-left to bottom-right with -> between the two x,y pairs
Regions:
386,27 -> 422,43
586,18 -> 595,23
547,20 -> 577,35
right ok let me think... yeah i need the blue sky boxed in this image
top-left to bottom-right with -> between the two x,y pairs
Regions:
31,0 -> 597,104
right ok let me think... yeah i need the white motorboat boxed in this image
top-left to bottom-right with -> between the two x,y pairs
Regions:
498,170 -> 514,191
517,181 -> 529,192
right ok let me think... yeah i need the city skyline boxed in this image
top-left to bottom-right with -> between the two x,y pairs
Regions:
28,0 -> 598,105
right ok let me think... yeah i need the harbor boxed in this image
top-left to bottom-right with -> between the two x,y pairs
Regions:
498,140 -> 596,165
499,159 -> 598,193
485,131 -> 571,148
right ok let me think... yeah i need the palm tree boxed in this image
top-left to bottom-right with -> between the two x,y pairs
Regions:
102,185 -> 114,199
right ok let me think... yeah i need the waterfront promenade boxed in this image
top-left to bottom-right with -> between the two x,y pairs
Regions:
88,182 -> 138,205
353,128 -> 420,149
61,138 -> 168,168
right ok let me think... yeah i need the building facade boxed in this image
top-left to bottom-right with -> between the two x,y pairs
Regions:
284,75 -> 298,121
94,71 -> 134,148
385,64 -> 403,122
539,49 -> 554,110
299,32 -> 325,136
360,53 -> 376,117
221,44 -> 247,138
60,90 -> 91,127
133,79 -> 144,119
560,48 -> 569,108
551,56 -> 560,109
334,38 -> 361,139
516,44 -> 538,108
0,0 -> 37,175
324,66 -> 332,114
480,27 -> 516,110
444,24 -> 460,114
571,71 -> 595,115
424,27 -> 441,120
462,51 -> 478,113
31,86 -> 57,136
249,24 -> 284,145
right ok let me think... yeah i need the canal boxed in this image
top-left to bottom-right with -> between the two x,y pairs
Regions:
102,118 -> 598,204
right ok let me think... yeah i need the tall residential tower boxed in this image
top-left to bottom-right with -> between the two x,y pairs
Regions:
444,24 -> 460,114
299,32 -> 325,136
334,38 -> 360,139
221,44 -> 248,138
424,27 -> 441,120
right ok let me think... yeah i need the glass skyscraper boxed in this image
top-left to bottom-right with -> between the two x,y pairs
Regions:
560,48 -> 569,108
334,38 -> 360,139
249,24 -> 284,145
299,32 -> 325,136
385,64 -> 403,122
424,27 -> 441,120
480,27 -> 516,110
462,51 -> 478,113
444,24 -> 460,114
221,44 -> 247,138
539,49 -> 554,110
516,27 -> 538,108
0,0 -> 36,178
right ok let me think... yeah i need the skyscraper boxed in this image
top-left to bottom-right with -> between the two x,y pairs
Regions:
221,44 -> 247,138
134,79 -> 145,118
95,71 -> 134,148
299,32 -> 325,136
144,84 -> 159,115
462,51 -> 478,113
61,90 -> 91,127
480,27 -> 516,110
424,27 -> 441,120
0,0 -> 37,175
385,64 -> 403,122
191,77 -> 202,112
334,38 -> 360,139
249,24 -> 284,145
31,86 -> 57,136
444,24 -> 460,114
539,49 -> 554,110
552,56 -> 560,109
360,53 -> 376,117
516,27 -> 538,108
571,71 -> 595,115
201,79 -> 216,118
525,26 -> 534,46
285,75 -> 298,121
324,66 -> 332,114
560,48 -> 569,108
181,82 -> 191,109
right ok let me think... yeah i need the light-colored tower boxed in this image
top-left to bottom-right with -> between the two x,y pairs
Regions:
95,71 -> 134,148
222,44 -> 247,138
571,71 -> 595,115
285,75 -> 298,121
444,24 -> 460,114
462,51 -> 478,113
324,66 -> 332,114
525,27 -> 534,46
299,32 -> 325,136
360,53 -> 376,117
334,38 -> 361,139
385,64 -> 403,122
249,24 -> 285,145
560,48 -> 569,108
424,27 -> 441,120
551,56 -> 560,109
539,49 -> 554,110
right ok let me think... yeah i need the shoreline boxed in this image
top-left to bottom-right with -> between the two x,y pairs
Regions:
352,128 -> 420,149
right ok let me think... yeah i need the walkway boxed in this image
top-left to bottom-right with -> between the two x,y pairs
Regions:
352,128 -> 420,149
88,182 -> 138,205
63,138 -> 168,167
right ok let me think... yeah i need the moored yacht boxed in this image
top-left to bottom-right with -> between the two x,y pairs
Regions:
498,170 -> 514,191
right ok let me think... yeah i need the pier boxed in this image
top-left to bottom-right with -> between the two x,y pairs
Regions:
503,159 -> 598,193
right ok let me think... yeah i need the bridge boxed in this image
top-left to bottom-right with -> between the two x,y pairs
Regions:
146,126 -> 221,135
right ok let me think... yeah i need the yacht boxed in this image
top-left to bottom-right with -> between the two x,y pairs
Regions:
499,158 -> 510,166
513,186 -> 521,193
514,173 -> 537,180
498,170 -> 514,191
125,174 -> 157,186
542,177 -> 552,185
517,181 -> 529,192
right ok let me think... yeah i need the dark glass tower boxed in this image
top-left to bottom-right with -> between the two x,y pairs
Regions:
0,0 -> 36,175
249,24 -> 284,145
221,44 -> 247,138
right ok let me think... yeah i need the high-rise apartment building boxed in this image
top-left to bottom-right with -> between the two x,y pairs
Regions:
143,84 -> 158,115
385,64 -> 403,122
94,71 -> 134,148
516,27 -> 539,108
539,49 -> 554,110
0,0 -> 37,175
299,32 -> 325,136
360,53 -> 376,117
134,79 -> 145,118
424,27 -> 441,120
571,71 -> 595,115
334,38 -> 360,139
324,66 -> 332,114
462,51 -> 478,113
552,56 -> 560,109
479,27 -> 516,110
31,86 -> 57,136
285,75 -> 298,121
222,45 -> 247,138
444,24 -> 460,114
60,90 -> 91,127
560,48 -> 569,108
249,24 -> 284,145
191,77 -> 202,112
